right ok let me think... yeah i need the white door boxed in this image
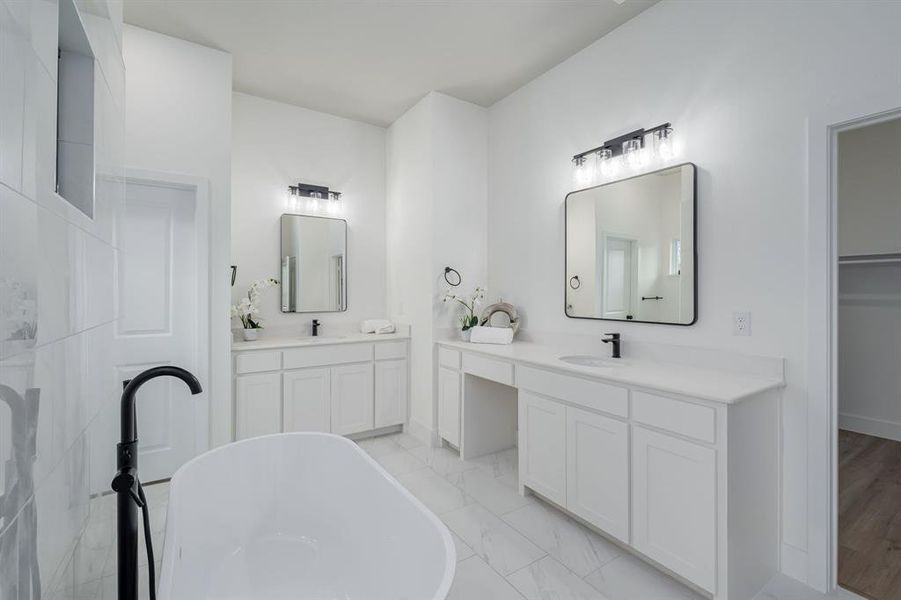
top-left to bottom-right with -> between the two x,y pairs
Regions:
438,367 -> 461,446
114,178 -> 204,483
235,372 -> 282,440
566,406 -> 630,543
602,236 -> 635,320
632,426 -> 716,592
518,391 -> 566,506
283,368 -> 330,433
374,359 -> 407,428
330,363 -> 374,435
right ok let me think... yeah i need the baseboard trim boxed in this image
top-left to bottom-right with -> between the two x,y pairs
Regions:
839,412 -> 901,442
780,542 -> 807,584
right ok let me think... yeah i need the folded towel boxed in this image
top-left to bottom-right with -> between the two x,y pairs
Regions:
469,325 -> 514,345
361,319 -> 395,334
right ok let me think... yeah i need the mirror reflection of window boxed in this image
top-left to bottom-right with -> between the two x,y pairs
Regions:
565,163 -> 696,325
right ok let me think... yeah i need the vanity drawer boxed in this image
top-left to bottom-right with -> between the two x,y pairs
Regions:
235,351 -> 282,374
632,391 -> 715,444
462,354 -> 514,386
375,340 -> 407,360
283,343 -> 373,369
438,347 -> 461,370
517,366 -> 628,418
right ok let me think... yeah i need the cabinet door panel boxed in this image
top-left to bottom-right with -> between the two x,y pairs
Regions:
375,359 -> 407,427
566,406 -> 629,543
519,391 -> 566,506
632,426 -> 716,592
330,363 -> 374,435
235,372 -> 281,440
438,367 -> 461,446
283,368 -> 331,433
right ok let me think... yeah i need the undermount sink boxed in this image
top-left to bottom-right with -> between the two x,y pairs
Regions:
558,355 -> 615,368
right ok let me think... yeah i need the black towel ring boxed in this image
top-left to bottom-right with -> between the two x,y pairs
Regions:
444,266 -> 462,287
230,265 -> 237,287
569,275 -> 581,290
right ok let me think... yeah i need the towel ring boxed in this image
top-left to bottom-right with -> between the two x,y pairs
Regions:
231,265 -> 237,287
569,275 -> 581,290
444,266 -> 461,287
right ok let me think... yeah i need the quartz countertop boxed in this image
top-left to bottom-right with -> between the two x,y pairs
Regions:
232,331 -> 410,352
436,339 -> 784,404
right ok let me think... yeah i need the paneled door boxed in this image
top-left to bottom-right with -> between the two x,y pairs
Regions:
602,235 -> 636,320
110,176 -> 206,486
330,363 -> 374,435
283,368 -> 330,433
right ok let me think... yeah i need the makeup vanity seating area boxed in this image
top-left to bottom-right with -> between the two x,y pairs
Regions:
435,339 -> 784,600
231,333 -> 409,440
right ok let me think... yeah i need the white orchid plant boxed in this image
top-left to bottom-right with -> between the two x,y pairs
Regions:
231,277 -> 279,329
443,286 -> 486,332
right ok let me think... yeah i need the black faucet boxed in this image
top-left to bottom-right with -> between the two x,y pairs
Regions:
602,333 -> 622,358
112,366 -> 202,600
312,319 -> 321,337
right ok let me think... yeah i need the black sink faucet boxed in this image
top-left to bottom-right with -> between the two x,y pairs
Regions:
312,319 -> 321,337
602,333 -> 622,358
113,366 -> 202,600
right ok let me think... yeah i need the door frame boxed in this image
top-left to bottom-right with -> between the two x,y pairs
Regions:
805,94 -> 901,592
598,232 -> 639,320
121,167 -> 211,458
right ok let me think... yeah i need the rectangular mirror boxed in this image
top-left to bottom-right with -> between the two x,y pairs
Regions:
280,214 -> 347,313
565,163 -> 696,325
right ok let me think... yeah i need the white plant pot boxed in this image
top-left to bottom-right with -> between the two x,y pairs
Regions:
460,328 -> 471,342
243,328 -> 259,341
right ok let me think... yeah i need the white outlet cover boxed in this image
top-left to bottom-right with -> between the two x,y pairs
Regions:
733,311 -> 751,336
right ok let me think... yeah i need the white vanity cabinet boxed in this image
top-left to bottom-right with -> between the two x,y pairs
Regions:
233,337 -> 409,441
437,342 -> 782,600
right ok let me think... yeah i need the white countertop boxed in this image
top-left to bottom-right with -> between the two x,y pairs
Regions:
437,340 -> 784,404
232,332 -> 410,352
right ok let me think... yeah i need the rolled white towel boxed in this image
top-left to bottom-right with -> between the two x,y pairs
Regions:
469,325 -> 514,345
361,319 -> 395,334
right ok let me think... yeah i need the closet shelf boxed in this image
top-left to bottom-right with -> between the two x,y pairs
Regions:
839,253 -> 901,265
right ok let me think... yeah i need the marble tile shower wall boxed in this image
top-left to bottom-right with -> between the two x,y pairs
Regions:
0,0 -> 124,598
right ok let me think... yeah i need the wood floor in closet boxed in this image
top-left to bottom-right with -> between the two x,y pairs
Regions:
838,429 -> 901,600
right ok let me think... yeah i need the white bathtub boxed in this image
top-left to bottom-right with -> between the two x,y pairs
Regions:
158,433 -> 456,599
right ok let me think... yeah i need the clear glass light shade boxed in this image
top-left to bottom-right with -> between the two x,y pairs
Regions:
573,156 -> 593,188
623,138 -> 646,170
655,127 -> 675,161
598,149 -> 620,179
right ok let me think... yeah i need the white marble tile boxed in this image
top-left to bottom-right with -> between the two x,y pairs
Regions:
395,467 -> 472,515
471,447 -> 518,479
387,431 -> 425,450
442,503 -> 545,576
0,186 -> 38,361
0,0 -> 28,192
356,434 -> 402,458
22,48 -> 56,205
448,556 -> 526,600
372,448 -> 426,476
503,501 -> 622,577
408,444 -> 480,476
752,574 -> 862,600
585,554 -> 703,600
450,531 -> 475,562
35,210 -> 73,346
508,555 -> 607,600
445,465 -> 534,516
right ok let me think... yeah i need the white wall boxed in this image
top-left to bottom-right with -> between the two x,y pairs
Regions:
0,0 -> 124,591
486,0 -> 901,584
387,92 -> 487,438
838,118 -> 901,441
231,92 -> 387,335
123,25 -> 233,447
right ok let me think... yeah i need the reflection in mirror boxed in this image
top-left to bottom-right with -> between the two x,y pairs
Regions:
280,215 -> 348,313
565,163 -> 696,325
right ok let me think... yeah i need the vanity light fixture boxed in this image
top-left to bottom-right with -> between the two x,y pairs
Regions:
287,182 -> 343,214
572,122 -> 675,187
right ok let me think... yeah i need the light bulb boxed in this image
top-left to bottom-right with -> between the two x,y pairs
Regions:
597,148 -> 617,179
623,138 -> 646,170
655,126 -> 675,162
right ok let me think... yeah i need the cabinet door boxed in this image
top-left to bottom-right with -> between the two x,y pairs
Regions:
330,363 -> 374,435
566,406 -> 629,543
437,367 -> 461,446
235,372 -> 282,440
632,426 -> 716,592
375,359 -> 407,428
519,391 -> 566,506
283,368 -> 331,433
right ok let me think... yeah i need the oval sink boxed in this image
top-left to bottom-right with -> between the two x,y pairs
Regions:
558,355 -> 615,368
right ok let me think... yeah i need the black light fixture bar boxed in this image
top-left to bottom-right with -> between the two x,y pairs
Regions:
573,122 -> 671,162
288,182 -> 342,201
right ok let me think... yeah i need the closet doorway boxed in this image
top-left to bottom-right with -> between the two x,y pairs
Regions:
836,116 -> 901,600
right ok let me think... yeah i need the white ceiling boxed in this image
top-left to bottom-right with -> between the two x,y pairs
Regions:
123,0 -> 658,127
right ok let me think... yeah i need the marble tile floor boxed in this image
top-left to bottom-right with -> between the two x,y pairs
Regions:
58,431 -> 863,600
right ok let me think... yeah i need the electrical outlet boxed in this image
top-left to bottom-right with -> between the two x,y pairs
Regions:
733,312 -> 751,336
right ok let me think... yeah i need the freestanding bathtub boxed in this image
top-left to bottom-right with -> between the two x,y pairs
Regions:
158,432 -> 456,599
